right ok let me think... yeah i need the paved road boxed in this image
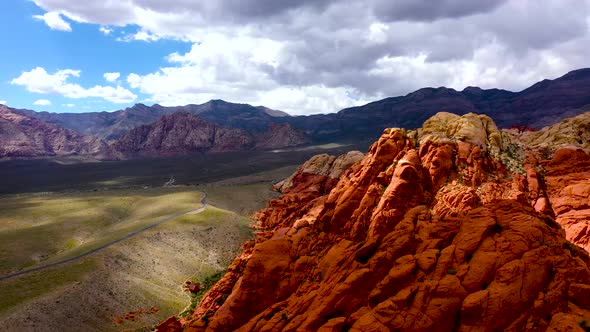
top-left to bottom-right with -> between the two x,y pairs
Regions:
0,191 -> 208,282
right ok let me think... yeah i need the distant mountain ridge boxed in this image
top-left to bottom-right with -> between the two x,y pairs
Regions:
17,68 -> 590,146
0,106 -> 308,159
281,68 -> 590,143
6,68 -> 590,158
0,106 -> 111,158
16,100 -> 288,141
112,112 -> 308,158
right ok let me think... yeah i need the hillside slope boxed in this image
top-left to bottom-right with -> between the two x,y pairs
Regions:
18,100 -> 287,141
112,112 -> 308,157
162,112 -> 590,332
0,106 -> 110,159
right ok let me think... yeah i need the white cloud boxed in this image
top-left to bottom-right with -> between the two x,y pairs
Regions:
29,0 -> 590,114
126,73 -> 142,88
125,33 -> 369,114
33,12 -> 72,31
12,67 -> 137,103
99,26 -> 112,35
367,23 -> 389,44
117,29 -> 162,42
62,103 -> 75,107
33,99 -> 52,106
103,72 -> 120,82
0,100 -> 6,105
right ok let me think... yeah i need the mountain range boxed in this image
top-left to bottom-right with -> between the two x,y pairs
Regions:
16,100 -> 290,141
0,105 -> 110,159
3,68 -> 590,159
112,112 -> 308,158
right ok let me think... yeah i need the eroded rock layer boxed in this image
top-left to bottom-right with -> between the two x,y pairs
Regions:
0,105 -> 111,159
112,112 -> 309,157
273,151 -> 364,194
161,112 -> 590,332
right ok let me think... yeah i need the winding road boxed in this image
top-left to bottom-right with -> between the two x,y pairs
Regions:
0,191 -> 208,282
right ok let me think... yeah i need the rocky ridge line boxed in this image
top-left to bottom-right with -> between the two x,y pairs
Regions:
160,112 -> 590,332
111,112 -> 309,157
0,105 -> 111,159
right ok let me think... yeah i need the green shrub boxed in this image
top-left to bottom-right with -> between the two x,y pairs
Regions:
178,270 -> 226,318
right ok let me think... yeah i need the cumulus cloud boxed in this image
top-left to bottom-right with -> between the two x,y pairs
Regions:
30,0 -> 590,114
12,67 -> 137,103
99,26 -> 113,35
33,11 -> 72,31
126,73 -> 142,88
103,72 -> 120,82
0,100 -> 6,105
62,103 -> 75,107
123,33 -> 368,114
33,99 -> 52,106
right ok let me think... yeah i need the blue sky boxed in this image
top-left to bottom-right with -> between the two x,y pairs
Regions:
0,1 -> 190,112
1,1 -> 588,115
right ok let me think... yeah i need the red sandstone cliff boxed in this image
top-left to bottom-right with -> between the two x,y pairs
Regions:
112,112 -> 309,157
160,112 -> 590,332
0,105 -> 111,159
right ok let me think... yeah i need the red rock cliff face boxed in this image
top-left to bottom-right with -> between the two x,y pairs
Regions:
0,105 -> 110,158
112,112 -> 309,157
163,112 -> 590,332
543,148 -> 590,253
254,123 -> 310,150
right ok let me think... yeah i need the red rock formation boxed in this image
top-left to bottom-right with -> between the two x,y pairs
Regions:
112,112 -> 309,157
162,113 -> 590,332
158,316 -> 183,332
112,112 -> 251,156
274,151 -> 364,194
185,280 -> 201,294
0,105 -> 111,158
254,123 -> 310,150
543,148 -> 590,252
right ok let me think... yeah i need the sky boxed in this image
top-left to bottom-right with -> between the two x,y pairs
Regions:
1,0 -> 589,115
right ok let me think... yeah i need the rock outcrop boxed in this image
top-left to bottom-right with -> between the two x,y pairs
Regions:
273,151 -> 364,194
517,111 -> 590,158
543,148 -> 590,253
0,105 -> 111,159
254,123 -> 310,150
160,112 -> 590,332
112,112 -> 309,157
